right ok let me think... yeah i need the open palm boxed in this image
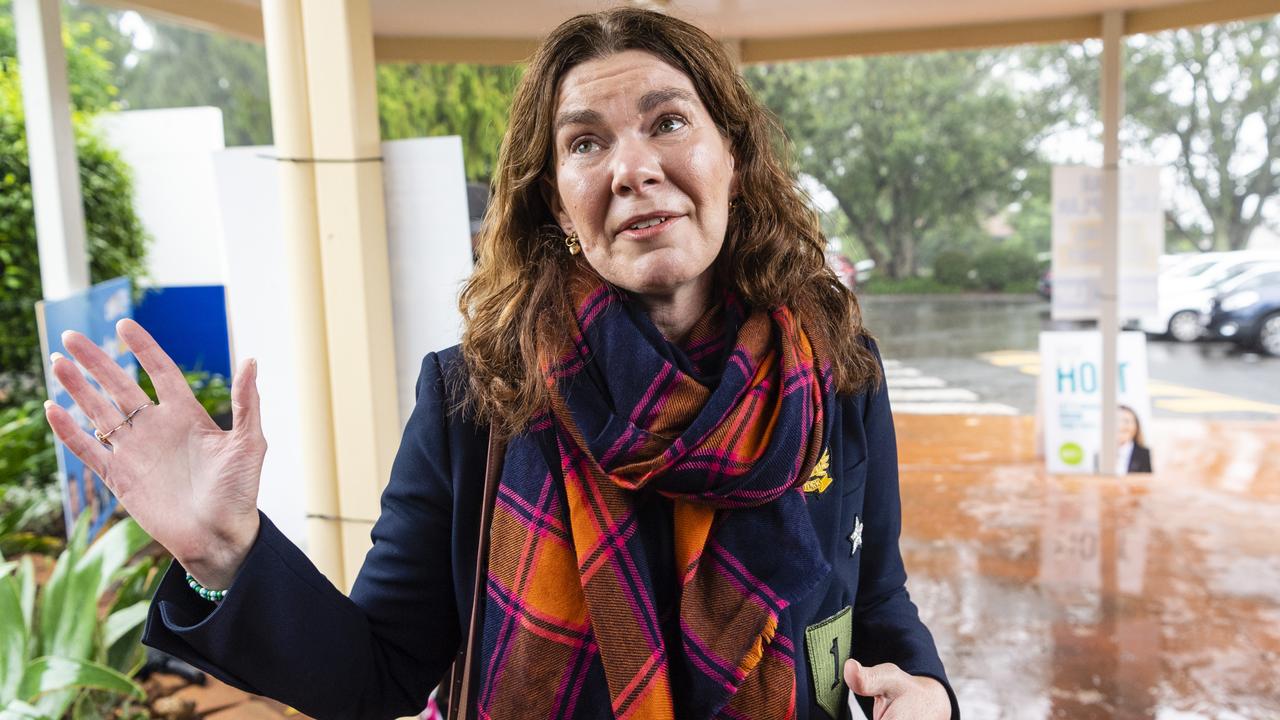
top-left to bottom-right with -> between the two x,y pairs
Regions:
44,318 -> 264,588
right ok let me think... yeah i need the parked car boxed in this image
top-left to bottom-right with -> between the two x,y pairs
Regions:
1139,252 -> 1280,341
1201,267 -> 1280,355
854,258 -> 876,285
826,251 -> 858,291
1037,270 -> 1052,300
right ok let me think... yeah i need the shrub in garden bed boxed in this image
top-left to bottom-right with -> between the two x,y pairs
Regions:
0,514 -> 162,718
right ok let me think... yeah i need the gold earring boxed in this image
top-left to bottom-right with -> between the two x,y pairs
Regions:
565,232 -> 581,256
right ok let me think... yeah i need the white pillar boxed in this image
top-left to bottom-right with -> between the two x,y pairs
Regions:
14,0 -> 88,300
260,0 -> 346,585
298,0 -> 400,589
1099,11 -> 1124,474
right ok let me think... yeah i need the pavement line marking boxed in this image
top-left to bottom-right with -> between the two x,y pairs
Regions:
890,402 -> 1019,415
979,349 -> 1280,415
980,351 -> 1041,367
886,377 -> 947,388
884,367 -> 922,378
889,388 -> 981,402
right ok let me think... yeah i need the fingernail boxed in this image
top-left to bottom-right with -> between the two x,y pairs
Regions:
43,400 -> 53,410
50,351 -> 64,363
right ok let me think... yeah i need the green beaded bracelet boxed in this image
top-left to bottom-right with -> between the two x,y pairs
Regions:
185,572 -> 229,602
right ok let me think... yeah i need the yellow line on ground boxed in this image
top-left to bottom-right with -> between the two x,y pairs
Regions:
981,350 -> 1280,415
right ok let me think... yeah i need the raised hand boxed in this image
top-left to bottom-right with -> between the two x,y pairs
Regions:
44,318 -> 265,589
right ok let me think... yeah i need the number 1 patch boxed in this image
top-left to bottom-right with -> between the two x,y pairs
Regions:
805,605 -> 852,719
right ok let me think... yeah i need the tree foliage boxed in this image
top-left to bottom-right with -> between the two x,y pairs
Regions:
378,63 -> 521,182
0,0 -> 120,113
111,17 -> 274,147
746,51 -> 1051,279
0,2 -> 149,406
1033,19 -> 1280,250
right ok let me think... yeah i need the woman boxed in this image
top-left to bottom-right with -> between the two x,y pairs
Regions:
1117,405 -> 1152,474
44,9 -> 955,720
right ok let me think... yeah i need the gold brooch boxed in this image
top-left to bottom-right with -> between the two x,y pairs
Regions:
802,449 -> 832,494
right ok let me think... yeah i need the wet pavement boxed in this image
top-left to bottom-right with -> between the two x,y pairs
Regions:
896,413 -> 1280,719
859,295 -> 1280,420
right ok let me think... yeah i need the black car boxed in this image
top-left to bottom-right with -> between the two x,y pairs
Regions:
1202,269 -> 1280,356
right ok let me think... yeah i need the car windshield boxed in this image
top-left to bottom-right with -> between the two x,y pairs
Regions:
1176,258 -> 1221,277
1232,270 -> 1280,293
1208,263 -> 1261,286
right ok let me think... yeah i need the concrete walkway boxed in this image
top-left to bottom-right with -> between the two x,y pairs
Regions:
897,414 -> 1280,719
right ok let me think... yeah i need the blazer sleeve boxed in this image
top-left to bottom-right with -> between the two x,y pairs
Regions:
142,352 -> 463,720
849,339 -> 961,720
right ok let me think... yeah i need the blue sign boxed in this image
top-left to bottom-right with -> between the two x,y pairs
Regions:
38,280 -> 233,540
135,285 -> 232,379
39,277 -> 136,540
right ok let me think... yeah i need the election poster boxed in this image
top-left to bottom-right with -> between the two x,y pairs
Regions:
1039,331 -> 1154,475
1051,166 -> 1164,320
36,277 -> 136,540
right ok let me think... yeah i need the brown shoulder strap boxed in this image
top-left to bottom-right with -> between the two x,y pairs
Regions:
447,429 -> 506,720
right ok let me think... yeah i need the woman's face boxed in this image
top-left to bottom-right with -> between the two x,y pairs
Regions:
547,50 -> 736,300
1117,408 -> 1137,445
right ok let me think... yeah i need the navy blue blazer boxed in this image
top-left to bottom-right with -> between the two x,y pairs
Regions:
143,342 -> 959,720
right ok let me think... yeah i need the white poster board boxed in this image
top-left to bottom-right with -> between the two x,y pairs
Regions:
1039,331 -> 1153,474
211,147 -> 309,546
382,137 -> 474,427
209,139 -> 472,547
1051,166 -> 1164,320
95,108 -> 229,286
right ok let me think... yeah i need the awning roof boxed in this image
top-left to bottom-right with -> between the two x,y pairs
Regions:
92,0 -> 1280,63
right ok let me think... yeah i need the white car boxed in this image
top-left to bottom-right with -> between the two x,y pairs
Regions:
1139,252 -> 1280,341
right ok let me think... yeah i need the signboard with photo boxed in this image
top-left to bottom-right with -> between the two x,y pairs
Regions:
36,277 -> 136,540
1039,331 -> 1154,475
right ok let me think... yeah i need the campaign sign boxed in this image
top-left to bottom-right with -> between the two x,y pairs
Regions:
1039,331 -> 1154,475
36,277 -> 136,540
1051,166 -> 1164,320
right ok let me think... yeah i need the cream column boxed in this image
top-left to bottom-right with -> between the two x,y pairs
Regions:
1098,10 -> 1124,474
260,0 -> 345,585
298,0 -> 401,589
13,0 -> 88,300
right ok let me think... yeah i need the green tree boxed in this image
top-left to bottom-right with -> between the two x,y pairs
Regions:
747,51 -> 1051,279
72,4 -> 522,180
112,17 -> 274,147
0,3 -> 149,406
0,0 -> 122,113
1033,19 -> 1280,250
378,62 -> 521,182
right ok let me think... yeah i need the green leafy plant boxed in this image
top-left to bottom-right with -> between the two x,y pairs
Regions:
931,249 -> 976,289
0,57 -> 150,411
0,514 -> 158,718
0,401 -> 58,490
138,368 -> 232,425
972,245 -> 1039,291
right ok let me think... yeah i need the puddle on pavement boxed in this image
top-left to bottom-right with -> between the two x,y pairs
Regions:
896,415 -> 1280,719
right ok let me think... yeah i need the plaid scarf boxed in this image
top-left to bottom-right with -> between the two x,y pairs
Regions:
478,277 -> 832,720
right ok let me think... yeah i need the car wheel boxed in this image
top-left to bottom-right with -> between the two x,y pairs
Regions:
1259,313 -> 1280,357
1168,310 -> 1201,343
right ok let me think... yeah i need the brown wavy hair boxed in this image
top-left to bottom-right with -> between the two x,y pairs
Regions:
458,7 -> 879,436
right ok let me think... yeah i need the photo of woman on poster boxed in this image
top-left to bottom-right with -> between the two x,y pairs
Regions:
1117,405 -> 1153,474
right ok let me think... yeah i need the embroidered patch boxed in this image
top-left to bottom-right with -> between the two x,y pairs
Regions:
802,448 -> 832,494
805,605 -> 852,719
849,515 -> 863,557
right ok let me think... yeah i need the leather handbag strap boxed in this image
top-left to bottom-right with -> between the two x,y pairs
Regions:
447,429 -> 506,720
